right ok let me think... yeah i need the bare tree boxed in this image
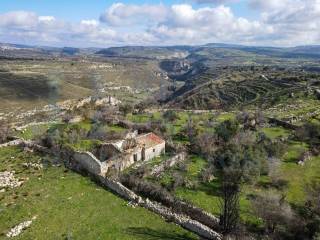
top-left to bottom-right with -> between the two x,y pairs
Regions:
182,116 -> 199,143
219,168 -> 242,233
251,192 -> 293,234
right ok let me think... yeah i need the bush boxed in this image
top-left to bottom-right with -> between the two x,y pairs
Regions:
200,165 -> 216,183
163,110 -> 179,122
261,138 -> 287,158
214,143 -> 266,182
301,180 -> 320,238
181,117 -> 199,143
194,133 -> 218,158
251,193 -> 294,235
119,103 -> 134,116
296,122 -> 320,147
215,119 -> 240,143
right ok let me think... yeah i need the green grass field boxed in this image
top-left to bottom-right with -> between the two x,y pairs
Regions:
0,147 -> 197,240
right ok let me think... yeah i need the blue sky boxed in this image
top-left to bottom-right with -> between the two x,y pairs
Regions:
0,0 -> 255,21
0,0 -> 319,47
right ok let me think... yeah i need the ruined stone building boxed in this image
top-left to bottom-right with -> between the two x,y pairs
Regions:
96,132 -> 165,174
72,132 -> 166,177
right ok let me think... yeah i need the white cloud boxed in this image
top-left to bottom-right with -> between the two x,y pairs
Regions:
149,4 -> 267,45
100,3 -> 168,26
257,0 -> 320,45
192,0 -> 239,4
38,16 -> 56,22
81,19 -> 99,27
1,1 -> 320,47
0,11 -> 38,29
249,0 -> 293,11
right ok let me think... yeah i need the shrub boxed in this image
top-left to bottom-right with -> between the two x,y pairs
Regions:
200,165 -> 216,183
163,110 -> 179,122
301,180 -> 320,238
262,139 -> 287,158
251,193 -> 294,235
194,133 -> 218,158
119,103 -> 134,116
215,119 -> 240,143
214,143 -> 266,182
296,122 -> 320,147
181,117 -> 199,143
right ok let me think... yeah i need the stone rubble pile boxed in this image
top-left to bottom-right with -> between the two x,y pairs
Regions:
0,171 -> 24,190
22,162 -> 43,170
6,217 -> 36,238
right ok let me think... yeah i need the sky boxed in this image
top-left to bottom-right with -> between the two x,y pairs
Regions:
0,0 -> 319,48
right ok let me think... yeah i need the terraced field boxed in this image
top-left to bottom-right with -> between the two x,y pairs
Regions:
169,67 -> 318,110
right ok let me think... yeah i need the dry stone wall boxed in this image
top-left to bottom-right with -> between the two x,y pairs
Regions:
97,176 -> 222,240
1,139 -> 222,239
268,117 -> 299,130
0,140 -> 50,154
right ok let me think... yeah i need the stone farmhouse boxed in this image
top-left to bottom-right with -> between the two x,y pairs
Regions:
97,132 -> 165,174
73,132 -> 166,177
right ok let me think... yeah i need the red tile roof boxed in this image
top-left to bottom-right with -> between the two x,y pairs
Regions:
136,133 -> 165,148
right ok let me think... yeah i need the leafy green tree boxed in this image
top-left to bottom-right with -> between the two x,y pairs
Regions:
214,143 -> 265,181
119,103 -> 134,116
215,119 -> 240,143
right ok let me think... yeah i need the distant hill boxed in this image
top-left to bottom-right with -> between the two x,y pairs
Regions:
96,46 -> 190,60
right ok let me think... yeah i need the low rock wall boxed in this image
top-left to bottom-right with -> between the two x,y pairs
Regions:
97,176 -> 222,240
0,139 -> 51,154
0,139 -> 24,148
268,117 -> 299,130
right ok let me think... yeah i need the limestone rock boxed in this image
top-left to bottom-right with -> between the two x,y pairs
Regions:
6,217 -> 36,238
0,171 -> 24,189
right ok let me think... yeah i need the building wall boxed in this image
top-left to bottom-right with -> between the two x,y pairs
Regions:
106,154 -> 133,173
95,144 -> 120,162
144,142 -> 165,161
73,151 -> 108,176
